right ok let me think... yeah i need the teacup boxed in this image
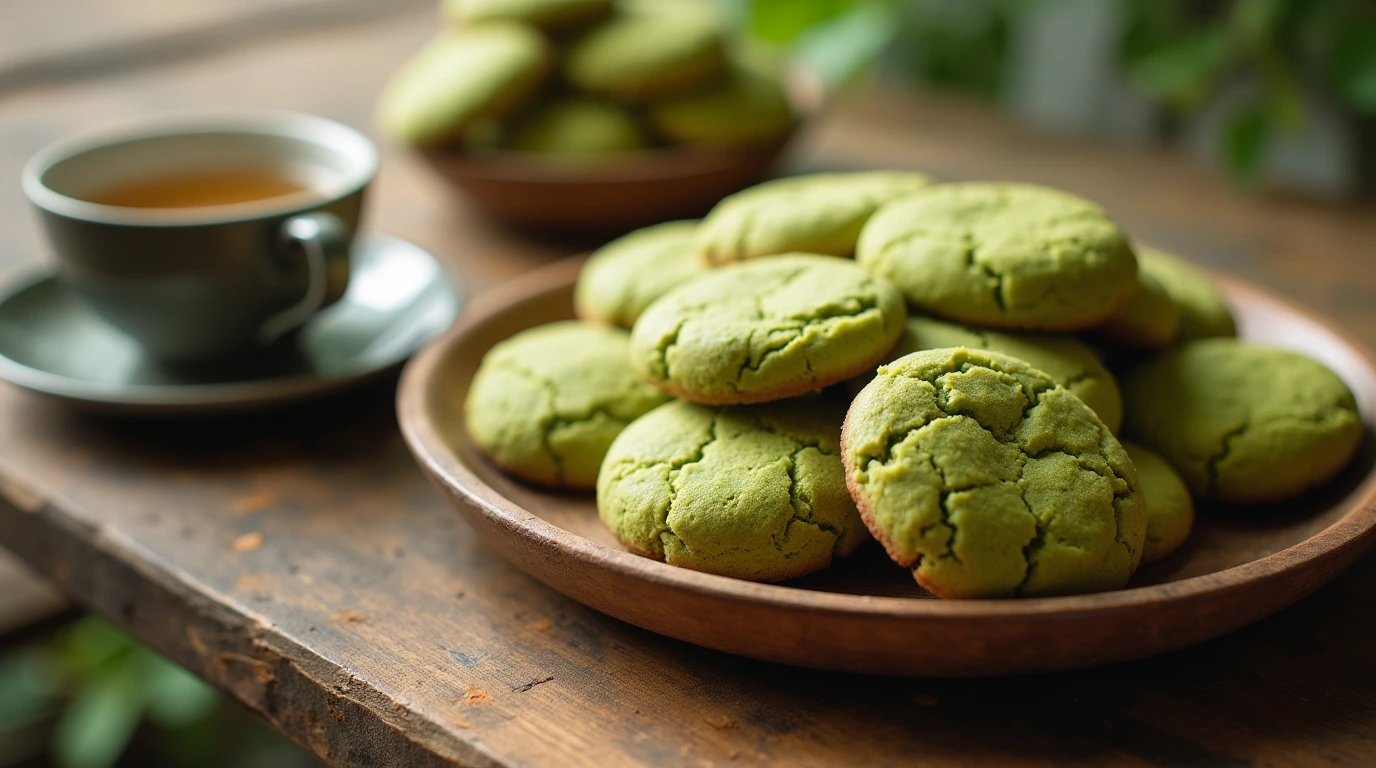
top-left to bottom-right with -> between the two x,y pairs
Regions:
22,110 -> 377,365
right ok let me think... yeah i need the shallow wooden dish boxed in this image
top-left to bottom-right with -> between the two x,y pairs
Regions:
398,257 -> 1376,676
422,143 -> 788,235
420,70 -> 825,236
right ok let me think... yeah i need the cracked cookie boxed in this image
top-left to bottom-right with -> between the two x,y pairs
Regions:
1122,442 -> 1193,564
854,315 -> 1123,434
566,2 -> 726,102
842,348 -> 1146,598
466,321 -> 670,489
647,49 -> 796,150
695,171 -> 932,265
575,220 -> 707,328
597,399 -> 869,581
630,254 -> 907,404
1137,247 -> 1236,341
379,24 -> 551,147
1122,339 -> 1361,503
855,182 -> 1139,330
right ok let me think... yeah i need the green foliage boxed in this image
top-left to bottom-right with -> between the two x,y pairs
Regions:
0,616 -> 293,768
793,3 -> 900,86
733,0 -> 1376,184
1332,22 -> 1376,113
56,665 -> 145,768
746,0 -> 856,44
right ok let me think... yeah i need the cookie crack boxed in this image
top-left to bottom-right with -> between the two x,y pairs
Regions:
652,316 -> 690,381
656,414 -> 723,556
1206,419 -> 1251,497
784,445 -> 846,557
964,233 -> 1005,312
1014,459 -> 1042,595
928,457 -> 965,566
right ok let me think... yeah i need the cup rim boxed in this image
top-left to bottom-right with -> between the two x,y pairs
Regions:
21,109 -> 378,227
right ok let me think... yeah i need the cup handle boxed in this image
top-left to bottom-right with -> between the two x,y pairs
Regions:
258,212 -> 351,344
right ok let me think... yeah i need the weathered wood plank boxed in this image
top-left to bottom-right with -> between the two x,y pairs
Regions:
0,5 -> 1373,767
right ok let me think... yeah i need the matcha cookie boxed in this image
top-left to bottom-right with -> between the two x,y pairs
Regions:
466,321 -> 670,489
575,220 -> 707,328
1138,247 -> 1236,341
509,98 -> 647,156
598,399 -> 868,581
647,54 -> 796,150
1098,267 -> 1181,349
444,0 -> 611,30
842,348 -> 1146,598
695,172 -> 932,265
856,183 -> 1139,330
631,254 -> 907,404
566,3 -> 726,102
859,315 -> 1123,434
1122,339 -> 1362,503
379,24 -> 551,147
1122,442 -> 1193,564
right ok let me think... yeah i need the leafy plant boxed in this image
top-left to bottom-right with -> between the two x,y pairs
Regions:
0,617 -> 310,768
728,0 -> 1376,186
1120,0 -> 1376,180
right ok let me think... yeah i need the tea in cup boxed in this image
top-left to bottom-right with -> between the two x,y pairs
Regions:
23,110 -> 378,364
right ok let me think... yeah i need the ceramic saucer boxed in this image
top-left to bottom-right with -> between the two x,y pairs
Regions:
0,234 -> 461,415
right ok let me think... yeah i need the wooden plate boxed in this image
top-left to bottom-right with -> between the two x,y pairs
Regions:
397,257 -> 1376,676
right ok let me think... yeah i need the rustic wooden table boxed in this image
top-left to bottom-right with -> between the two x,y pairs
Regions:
2,4 -> 1376,766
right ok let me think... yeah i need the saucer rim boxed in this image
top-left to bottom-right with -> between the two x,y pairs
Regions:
0,234 -> 460,414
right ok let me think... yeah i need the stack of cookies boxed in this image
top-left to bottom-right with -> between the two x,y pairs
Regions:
465,172 -> 1364,599
377,0 -> 796,156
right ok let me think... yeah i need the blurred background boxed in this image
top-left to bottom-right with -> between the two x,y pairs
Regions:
737,0 -> 1376,198
0,0 -> 1372,765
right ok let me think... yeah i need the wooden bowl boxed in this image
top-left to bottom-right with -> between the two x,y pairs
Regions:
421,143 -> 787,235
397,257 -> 1376,676
419,69 -> 826,236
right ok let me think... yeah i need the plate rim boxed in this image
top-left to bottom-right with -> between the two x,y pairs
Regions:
397,255 -> 1376,622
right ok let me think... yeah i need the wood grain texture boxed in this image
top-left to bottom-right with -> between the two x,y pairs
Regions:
0,5 -> 1375,766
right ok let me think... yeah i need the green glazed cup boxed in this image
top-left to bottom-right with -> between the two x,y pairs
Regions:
22,111 -> 377,365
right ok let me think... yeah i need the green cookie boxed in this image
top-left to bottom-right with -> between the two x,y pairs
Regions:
647,54 -> 796,150
566,3 -> 726,102
859,315 -> 1123,434
695,172 -> 932,265
842,348 -> 1145,598
444,0 -> 611,30
856,183 -> 1140,330
575,220 -> 707,328
379,24 -> 550,147
466,321 -> 670,489
1139,247 -> 1236,341
1122,442 -> 1194,564
631,254 -> 907,404
1098,267 -> 1181,349
1122,339 -> 1362,503
598,398 -> 868,581
509,98 -> 647,156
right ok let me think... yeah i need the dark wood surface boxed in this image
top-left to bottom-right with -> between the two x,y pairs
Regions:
1,3 -> 1376,766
